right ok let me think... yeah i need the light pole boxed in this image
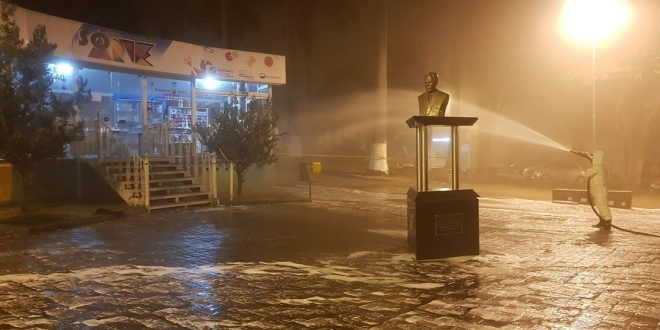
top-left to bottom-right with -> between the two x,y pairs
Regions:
560,0 -> 631,149
591,41 -> 595,149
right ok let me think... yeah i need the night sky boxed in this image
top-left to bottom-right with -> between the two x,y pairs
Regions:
14,0 -> 284,53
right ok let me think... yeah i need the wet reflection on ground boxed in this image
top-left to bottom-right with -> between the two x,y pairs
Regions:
0,186 -> 658,328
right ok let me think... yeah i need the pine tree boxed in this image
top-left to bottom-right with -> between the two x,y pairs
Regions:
199,98 -> 278,195
0,2 -> 84,211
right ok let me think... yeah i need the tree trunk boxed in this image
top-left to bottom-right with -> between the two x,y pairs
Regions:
19,169 -> 30,213
236,170 -> 245,196
369,0 -> 389,174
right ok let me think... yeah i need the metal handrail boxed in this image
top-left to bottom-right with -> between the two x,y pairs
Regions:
88,120 -> 149,207
72,121 -> 219,208
98,120 -> 140,160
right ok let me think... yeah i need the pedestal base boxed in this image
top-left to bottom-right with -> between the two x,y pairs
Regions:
407,188 -> 480,260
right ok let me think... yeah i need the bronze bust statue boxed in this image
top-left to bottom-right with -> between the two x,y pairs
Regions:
418,72 -> 449,116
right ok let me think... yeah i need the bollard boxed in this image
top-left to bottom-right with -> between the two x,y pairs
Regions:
300,162 -> 322,201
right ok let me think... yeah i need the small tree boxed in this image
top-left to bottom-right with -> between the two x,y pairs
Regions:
199,98 -> 278,195
0,2 -> 84,211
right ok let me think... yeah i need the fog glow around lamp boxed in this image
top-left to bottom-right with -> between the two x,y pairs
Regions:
200,76 -> 220,90
560,0 -> 631,45
48,63 -> 74,76
559,0 -> 631,149
55,63 -> 73,76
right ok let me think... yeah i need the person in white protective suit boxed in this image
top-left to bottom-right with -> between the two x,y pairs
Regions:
585,150 -> 612,229
570,149 -> 612,229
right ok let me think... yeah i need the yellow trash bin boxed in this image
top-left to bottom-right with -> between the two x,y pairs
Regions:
0,163 -> 12,202
299,162 -> 322,182
310,162 -> 322,174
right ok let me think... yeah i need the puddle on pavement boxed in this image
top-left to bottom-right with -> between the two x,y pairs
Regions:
584,229 -> 613,247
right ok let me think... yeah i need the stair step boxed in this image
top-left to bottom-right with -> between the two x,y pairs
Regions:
114,176 -> 200,192
150,192 -> 209,201
149,170 -> 185,175
148,199 -> 212,211
149,172 -> 187,180
106,164 -> 181,170
150,177 -> 193,183
103,162 -> 189,168
107,169 -> 192,184
150,185 -> 202,194
150,164 -> 181,168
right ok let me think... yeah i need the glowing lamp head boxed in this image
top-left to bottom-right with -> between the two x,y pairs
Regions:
200,76 -> 220,90
560,0 -> 632,44
49,63 -> 73,76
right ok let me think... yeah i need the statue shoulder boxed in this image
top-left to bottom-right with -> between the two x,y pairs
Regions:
418,92 -> 427,99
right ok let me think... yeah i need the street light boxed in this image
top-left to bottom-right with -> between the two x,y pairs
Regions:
560,0 -> 632,149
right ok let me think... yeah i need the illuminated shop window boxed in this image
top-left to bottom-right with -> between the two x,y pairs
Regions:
195,77 -> 235,92
47,62 -> 75,95
147,77 -> 191,126
78,68 -> 141,151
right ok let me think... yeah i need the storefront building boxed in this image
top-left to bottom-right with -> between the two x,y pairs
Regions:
8,6 -> 286,210
15,5 -> 286,154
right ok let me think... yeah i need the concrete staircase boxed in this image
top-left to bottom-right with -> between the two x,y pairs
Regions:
98,157 -> 215,212
147,159 -> 212,211
71,120 -> 218,212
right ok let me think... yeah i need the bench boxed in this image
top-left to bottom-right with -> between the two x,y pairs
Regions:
552,189 -> 632,209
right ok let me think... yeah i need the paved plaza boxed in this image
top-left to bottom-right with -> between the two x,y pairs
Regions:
0,186 -> 658,329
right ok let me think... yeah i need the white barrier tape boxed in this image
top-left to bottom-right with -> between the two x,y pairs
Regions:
278,153 -> 368,159
278,152 -> 445,160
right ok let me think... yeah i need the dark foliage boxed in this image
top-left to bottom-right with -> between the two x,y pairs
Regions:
199,98 -> 278,195
0,2 -> 85,211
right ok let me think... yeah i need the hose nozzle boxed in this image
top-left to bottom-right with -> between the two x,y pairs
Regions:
570,149 -> 592,160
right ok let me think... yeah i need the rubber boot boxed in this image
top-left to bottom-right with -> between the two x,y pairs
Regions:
592,219 -> 611,230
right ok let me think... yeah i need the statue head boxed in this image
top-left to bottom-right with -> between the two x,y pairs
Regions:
424,72 -> 438,92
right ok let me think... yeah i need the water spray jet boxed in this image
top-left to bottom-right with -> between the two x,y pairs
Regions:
451,101 -> 569,152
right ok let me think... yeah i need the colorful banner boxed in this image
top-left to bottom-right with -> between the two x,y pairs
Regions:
72,23 -> 172,68
14,7 -> 286,85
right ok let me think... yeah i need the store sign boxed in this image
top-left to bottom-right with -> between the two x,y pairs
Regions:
154,87 -> 188,98
75,25 -> 161,67
186,46 -> 286,85
14,7 -> 286,85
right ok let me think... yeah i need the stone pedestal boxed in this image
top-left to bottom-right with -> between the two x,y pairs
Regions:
407,188 -> 479,260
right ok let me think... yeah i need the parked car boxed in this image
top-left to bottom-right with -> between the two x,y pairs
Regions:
523,161 -> 587,186
650,179 -> 660,192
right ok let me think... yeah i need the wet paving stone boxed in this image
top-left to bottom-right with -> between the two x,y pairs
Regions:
0,186 -> 658,328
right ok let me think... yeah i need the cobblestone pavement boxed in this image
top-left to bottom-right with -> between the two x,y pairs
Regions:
0,186 -> 658,329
